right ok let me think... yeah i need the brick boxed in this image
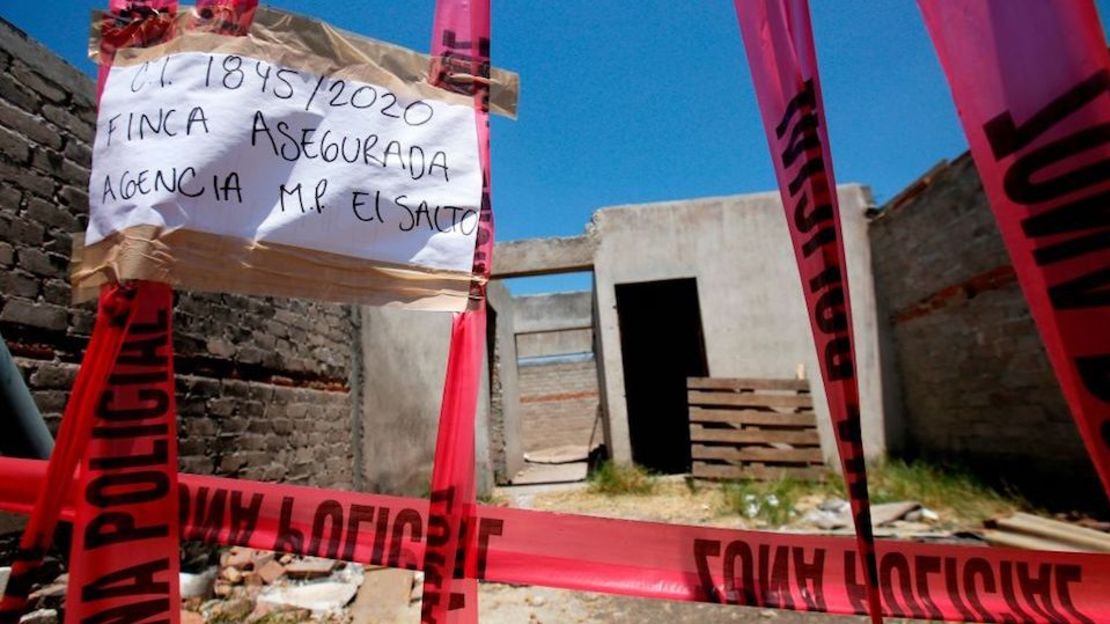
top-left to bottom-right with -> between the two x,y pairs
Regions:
222,417 -> 249,433
70,308 -> 96,334
0,241 -> 12,266
26,197 -> 79,231
6,216 -> 46,246
17,247 -> 66,277
207,397 -> 236,417
179,456 -> 214,474
0,98 -> 63,150
29,364 -> 76,389
76,105 -> 97,125
58,185 -> 88,213
0,73 -> 37,112
40,104 -> 93,144
32,389 -> 68,412
30,147 -> 89,187
0,125 -> 29,162
0,158 -> 55,198
184,418 -> 217,438
219,454 -> 246,473
41,278 -> 70,305
10,60 -> 66,103
0,184 -> 20,208
0,269 -> 39,298
42,230 -> 71,255
1,299 -> 67,330
62,139 -> 92,166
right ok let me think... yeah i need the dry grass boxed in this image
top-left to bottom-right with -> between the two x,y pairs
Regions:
587,461 -> 657,495
526,458 -> 1022,531
865,459 -> 1021,526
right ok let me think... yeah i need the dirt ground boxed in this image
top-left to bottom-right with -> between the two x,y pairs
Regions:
465,479 -> 938,624
396,582 -> 914,624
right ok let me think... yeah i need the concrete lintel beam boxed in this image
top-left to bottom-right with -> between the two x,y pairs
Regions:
514,322 -> 593,335
491,235 -> 595,278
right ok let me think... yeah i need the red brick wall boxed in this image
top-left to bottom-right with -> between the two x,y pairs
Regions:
519,359 -> 599,453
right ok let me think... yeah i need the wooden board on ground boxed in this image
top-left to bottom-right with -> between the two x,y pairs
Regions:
351,567 -> 414,624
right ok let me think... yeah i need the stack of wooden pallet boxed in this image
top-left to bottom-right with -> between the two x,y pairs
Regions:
687,377 -> 824,481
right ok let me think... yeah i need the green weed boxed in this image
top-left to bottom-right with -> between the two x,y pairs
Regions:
588,461 -> 656,495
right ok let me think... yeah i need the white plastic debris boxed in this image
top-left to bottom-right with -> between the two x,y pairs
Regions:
180,567 -> 217,599
257,563 -> 364,616
19,609 -> 58,624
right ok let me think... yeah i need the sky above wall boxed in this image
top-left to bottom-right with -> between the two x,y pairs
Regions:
3,1 -> 1109,295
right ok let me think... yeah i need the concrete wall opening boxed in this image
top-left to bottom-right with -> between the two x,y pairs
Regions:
488,270 -> 601,485
511,287 -> 599,458
615,278 -> 708,474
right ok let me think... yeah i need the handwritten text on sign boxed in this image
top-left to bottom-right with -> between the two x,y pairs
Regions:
87,52 -> 482,272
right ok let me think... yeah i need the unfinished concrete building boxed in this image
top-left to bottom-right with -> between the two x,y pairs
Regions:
473,185 -> 885,482
360,170 -> 1096,502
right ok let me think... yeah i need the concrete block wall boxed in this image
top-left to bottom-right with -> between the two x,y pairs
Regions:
518,359 -> 600,453
869,154 -> 1099,502
486,281 -> 524,484
358,304 -> 498,497
0,18 -> 356,490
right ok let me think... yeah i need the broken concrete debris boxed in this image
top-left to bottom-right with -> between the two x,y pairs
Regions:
180,548 -> 420,622
350,567 -> 415,623
801,499 -> 938,532
283,557 -> 338,579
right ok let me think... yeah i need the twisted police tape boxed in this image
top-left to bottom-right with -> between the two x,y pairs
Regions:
919,0 -> 1110,503
0,457 -> 1107,623
420,0 -> 495,621
734,2 -> 884,621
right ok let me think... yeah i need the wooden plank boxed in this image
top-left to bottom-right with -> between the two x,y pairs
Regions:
688,408 -> 816,428
687,377 -> 809,392
691,444 -> 823,464
689,425 -> 819,446
688,390 -> 812,409
692,463 -> 826,481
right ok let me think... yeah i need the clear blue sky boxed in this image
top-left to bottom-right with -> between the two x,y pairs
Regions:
3,1 -> 1108,294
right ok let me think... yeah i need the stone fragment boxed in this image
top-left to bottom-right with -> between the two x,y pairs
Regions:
283,557 -> 336,579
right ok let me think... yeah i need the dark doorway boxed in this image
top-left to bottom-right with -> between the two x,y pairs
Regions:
615,278 -> 708,474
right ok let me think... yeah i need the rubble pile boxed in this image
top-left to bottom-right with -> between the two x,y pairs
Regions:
182,547 -> 393,622
0,547 -> 420,623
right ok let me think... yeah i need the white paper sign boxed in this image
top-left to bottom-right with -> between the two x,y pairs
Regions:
88,52 -> 482,273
